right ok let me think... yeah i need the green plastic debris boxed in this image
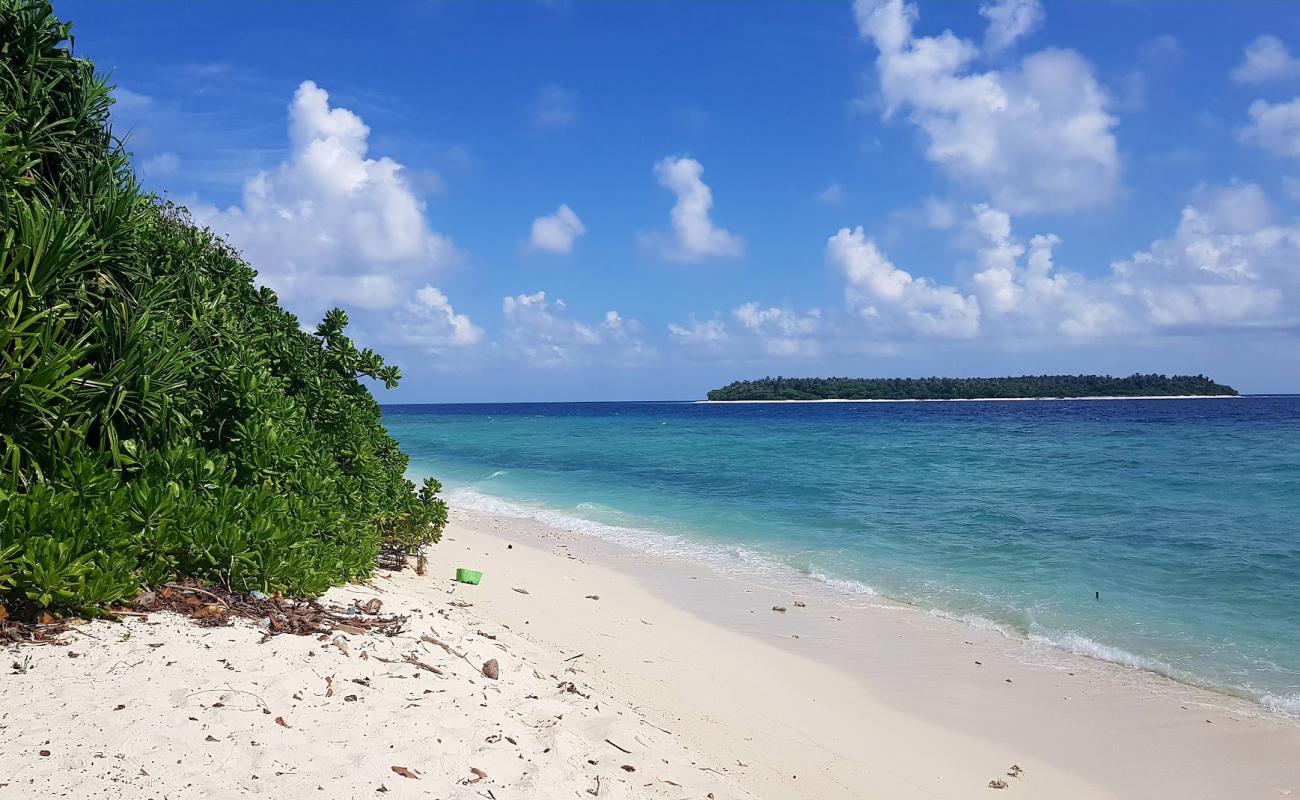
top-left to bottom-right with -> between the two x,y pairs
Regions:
455,568 -> 482,585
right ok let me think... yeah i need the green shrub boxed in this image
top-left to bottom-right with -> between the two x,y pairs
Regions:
0,0 -> 446,617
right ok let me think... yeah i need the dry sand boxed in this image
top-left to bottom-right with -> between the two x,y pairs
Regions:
3,509 -> 1299,799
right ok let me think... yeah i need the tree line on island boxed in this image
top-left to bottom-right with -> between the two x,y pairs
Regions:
1,2 -> 444,620
706,374 -> 1238,401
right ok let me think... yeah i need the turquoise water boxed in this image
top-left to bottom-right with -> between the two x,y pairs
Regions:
384,398 -> 1300,714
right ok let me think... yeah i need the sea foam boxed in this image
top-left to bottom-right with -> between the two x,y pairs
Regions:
441,483 -> 1299,721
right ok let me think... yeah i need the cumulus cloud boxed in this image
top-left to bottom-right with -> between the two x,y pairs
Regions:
1109,184 -> 1293,331
676,183 -> 1300,363
393,285 -> 484,352
532,84 -> 579,128
1239,97 -> 1300,160
979,0 -> 1043,53
961,185 -> 1296,337
193,81 -> 457,321
1231,35 -> 1300,85
733,303 -> 823,357
502,291 -> 650,367
827,227 -> 981,337
528,204 -> 586,254
667,318 -> 729,350
645,156 -> 744,262
853,0 -> 1119,214
669,304 -> 822,360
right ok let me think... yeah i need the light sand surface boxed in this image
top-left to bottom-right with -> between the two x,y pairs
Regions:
3,509 -> 1298,799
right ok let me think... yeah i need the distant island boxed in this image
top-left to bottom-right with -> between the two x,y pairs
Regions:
705,374 -> 1238,401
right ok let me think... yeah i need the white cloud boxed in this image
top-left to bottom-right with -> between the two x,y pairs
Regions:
956,186 -> 1296,337
1110,184 -> 1292,331
113,87 -> 153,112
674,185 -> 1300,363
668,318 -> 729,349
139,151 -> 180,179
733,303 -> 823,357
193,80 -> 457,321
645,156 -> 744,262
1231,35 -> 1300,85
979,0 -> 1043,53
959,205 -> 1114,337
1239,97 -> 1300,160
532,84 -> 579,128
669,304 -> 823,360
502,291 -> 650,367
394,285 -> 484,351
853,0 -> 1119,214
816,183 -> 845,205
528,204 -> 586,254
827,226 -> 981,337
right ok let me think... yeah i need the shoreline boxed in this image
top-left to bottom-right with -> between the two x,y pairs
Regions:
695,394 -> 1242,403
444,486 -> 1296,717
450,506 -> 1300,798
5,512 -> 1299,797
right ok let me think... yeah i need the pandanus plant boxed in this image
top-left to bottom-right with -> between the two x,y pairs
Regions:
0,0 -> 446,618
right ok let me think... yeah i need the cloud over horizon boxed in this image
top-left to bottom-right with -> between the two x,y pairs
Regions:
645,156 -> 745,262
193,80 -> 458,322
853,0 -> 1120,214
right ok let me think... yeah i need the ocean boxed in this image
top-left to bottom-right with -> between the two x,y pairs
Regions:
383,397 -> 1300,715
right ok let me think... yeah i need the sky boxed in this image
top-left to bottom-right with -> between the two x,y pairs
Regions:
59,0 -> 1300,400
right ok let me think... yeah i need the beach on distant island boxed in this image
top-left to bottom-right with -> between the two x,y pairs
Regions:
6,508 -> 1299,799
695,394 -> 1243,403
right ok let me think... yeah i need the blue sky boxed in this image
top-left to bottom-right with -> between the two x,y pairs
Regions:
61,0 -> 1300,400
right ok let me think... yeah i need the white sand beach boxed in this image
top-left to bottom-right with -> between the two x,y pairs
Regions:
4,509 -> 1299,799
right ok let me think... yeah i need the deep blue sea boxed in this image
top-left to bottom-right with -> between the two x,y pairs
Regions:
384,397 -> 1300,714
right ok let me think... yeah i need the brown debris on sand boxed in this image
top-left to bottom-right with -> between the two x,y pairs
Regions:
134,582 -> 408,638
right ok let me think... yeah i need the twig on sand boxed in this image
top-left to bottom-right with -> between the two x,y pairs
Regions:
421,633 -> 464,658
604,738 -> 632,754
185,687 -> 270,711
163,583 -> 230,606
563,652 -> 585,662
639,718 -> 673,735
405,654 -> 445,675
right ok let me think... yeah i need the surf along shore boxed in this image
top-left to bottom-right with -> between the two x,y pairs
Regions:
4,509 -> 1298,799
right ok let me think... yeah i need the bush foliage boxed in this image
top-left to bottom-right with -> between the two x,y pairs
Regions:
707,374 -> 1239,401
1,1 -> 446,616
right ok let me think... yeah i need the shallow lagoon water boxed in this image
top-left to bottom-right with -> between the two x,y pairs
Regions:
384,397 -> 1300,713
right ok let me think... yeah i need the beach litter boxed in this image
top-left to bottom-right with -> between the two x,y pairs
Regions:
455,568 -> 482,585
127,581 -> 408,638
